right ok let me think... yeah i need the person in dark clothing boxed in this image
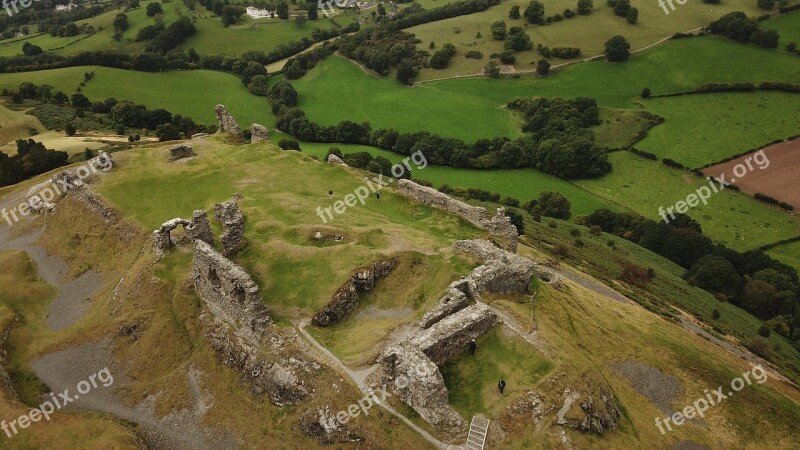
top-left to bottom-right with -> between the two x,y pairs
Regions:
328,190 -> 333,199
498,379 -> 506,395
468,340 -> 476,355
376,191 -> 380,202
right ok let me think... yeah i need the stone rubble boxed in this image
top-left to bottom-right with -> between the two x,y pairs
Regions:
168,143 -> 196,161
250,123 -> 270,143
327,153 -> 345,165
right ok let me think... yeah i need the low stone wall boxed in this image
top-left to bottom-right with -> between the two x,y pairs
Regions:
169,143 -> 195,161
397,180 -> 518,252
455,239 -> 561,289
418,280 -> 470,329
312,259 -> 398,327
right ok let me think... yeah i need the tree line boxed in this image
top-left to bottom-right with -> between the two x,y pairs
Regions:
266,81 -> 611,179
586,209 -> 800,342
0,139 -> 68,188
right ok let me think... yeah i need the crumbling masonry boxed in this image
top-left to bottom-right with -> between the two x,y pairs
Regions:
214,104 -> 245,141
379,239 -> 561,433
311,259 -> 399,327
397,179 -> 519,252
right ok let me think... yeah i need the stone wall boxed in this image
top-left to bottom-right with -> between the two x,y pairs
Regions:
0,314 -> 18,401
410,303 -> 497,365
153,211 -> 214,255
455,239 -> 561,289
397,180 -> 518,252
213,197 -> 245,256
214,104 -> 244,141
311,259 -> 398,327
192,240 -> 309,405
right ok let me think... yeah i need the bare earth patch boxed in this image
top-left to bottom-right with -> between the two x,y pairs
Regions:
612,360 -> 683,415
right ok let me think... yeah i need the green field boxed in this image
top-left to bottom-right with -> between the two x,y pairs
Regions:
766,240 -> 800,271
761,10 -> 800,48
407,0 -> 768,79
180,15 -> 339,56
0,66 -> 272,127
637,91 -> 800,167
425,37 -> 800,107
575,152 -> 799,251
293,55 -> 523,141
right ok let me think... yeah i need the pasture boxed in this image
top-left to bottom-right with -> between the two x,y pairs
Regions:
575,152 -> 799,251
407,0 -> 768,80
292,55 -> 523,141
637,91 -> 800,168
761,9 -> 800,48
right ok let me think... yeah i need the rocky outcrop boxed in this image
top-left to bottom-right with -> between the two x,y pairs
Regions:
397,180 -> 518,252
250,123 -> 270,143
327,153 -> 344,165
213,197 -> 245,256
311,259 -> 398,327
555,375 -> 621,435
169,143 -> 196,161
214,104 -> 244,141
152,210 -> 215,254
193,240 -> 309,405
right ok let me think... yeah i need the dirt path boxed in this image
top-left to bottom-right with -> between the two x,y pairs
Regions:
297,320 -> 449,450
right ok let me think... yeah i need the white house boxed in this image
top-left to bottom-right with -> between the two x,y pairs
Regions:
245,6 -> 274,19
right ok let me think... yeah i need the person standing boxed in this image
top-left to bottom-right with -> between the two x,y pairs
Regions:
469,340 -> 477,355
328,189 -> 333,199
376,191 -> 380,202
498,379 -> 506,395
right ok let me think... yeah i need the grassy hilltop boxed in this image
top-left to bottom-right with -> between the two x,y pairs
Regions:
0,136 -> 799,448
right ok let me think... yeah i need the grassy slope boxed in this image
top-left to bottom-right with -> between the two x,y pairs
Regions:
407,0 -> 769,79
293,55 -> 522,141
638,91 -> 800,167
761,9 -> 800,48
576,151 -> 799,250
0,103 -> 46,146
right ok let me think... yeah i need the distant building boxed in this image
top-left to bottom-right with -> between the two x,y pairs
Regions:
245,6 -> 274,18
55,3 -> 78,12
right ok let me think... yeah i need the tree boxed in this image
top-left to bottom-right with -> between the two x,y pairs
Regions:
65,123 -> 77,136
308,3 -> 318,19
146,2 -> 163,16
490,20 -> 507,40
505,209 -> 525,235
156,123 -> 181,141
277,1 -> 289,19
533,192 -> 571,219
577,0 -> 593,14
626,6 -> 638,24
604,35 -> 630,62
750,28 -> 780,48
509,5 -> 520,18
70,93 -> 91,109
524,1 -> 545,24
396,61 -> 417,85
686,255 -> 743,299
757,0 -> 775,8
295,14 -> 307,27
641,87 -> 651,98
505,27 -> 533,51
537,59 -> 550,75
113,14 -> 129,33
484,61 -> 500,78
22,42 -> 43,56
377,3 -> 386,16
